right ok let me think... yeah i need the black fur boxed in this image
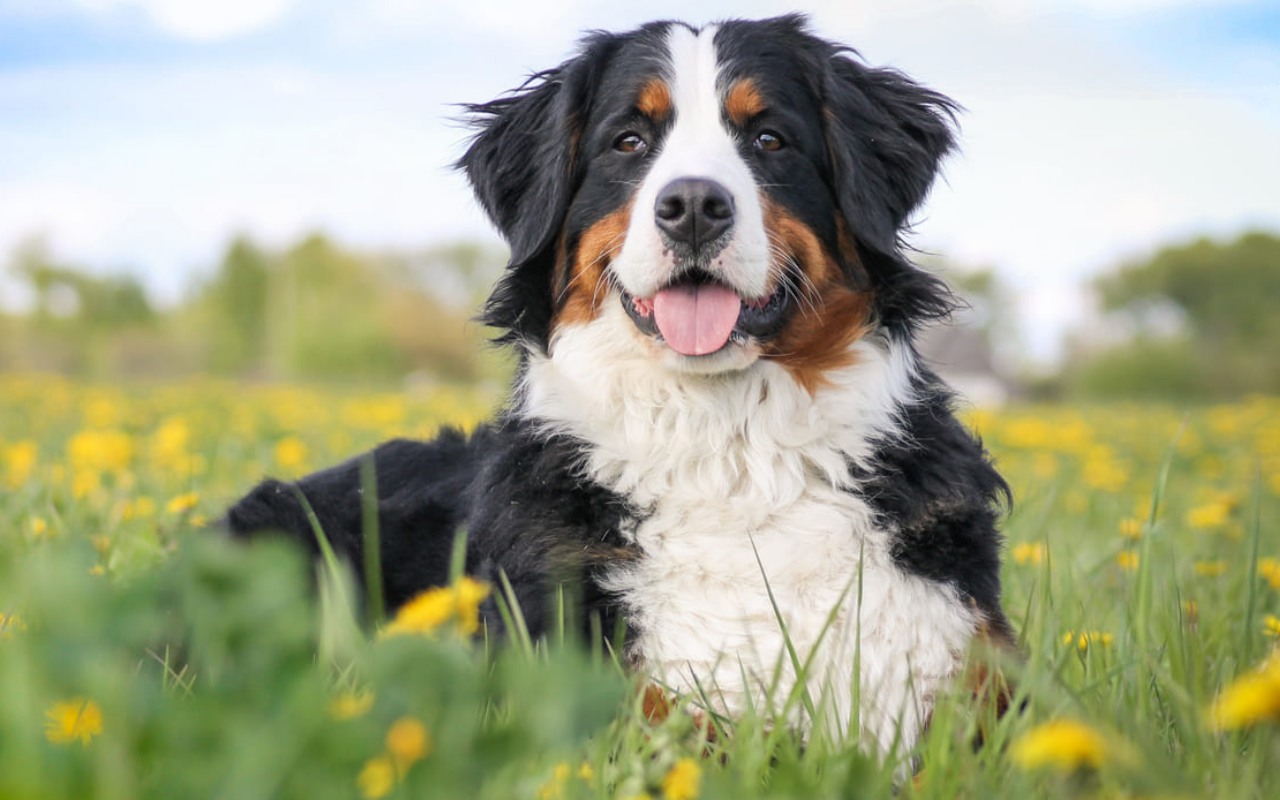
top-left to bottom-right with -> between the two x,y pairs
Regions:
226,15 -> 1013,655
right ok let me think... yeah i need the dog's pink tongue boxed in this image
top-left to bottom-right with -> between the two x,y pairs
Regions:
652,283 -> 741,356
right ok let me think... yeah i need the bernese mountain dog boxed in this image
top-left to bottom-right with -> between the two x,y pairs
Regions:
227,14 -> 1015,756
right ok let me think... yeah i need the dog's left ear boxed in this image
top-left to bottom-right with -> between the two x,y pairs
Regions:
459,37 -> 613,352
822,56 -> 958,260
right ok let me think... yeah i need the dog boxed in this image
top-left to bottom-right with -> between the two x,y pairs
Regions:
227,14 -> 1015,756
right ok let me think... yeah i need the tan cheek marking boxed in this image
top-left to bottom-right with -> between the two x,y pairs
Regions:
760,199 -> 874,395
965,618 -> 1021,740
551,203 -> 633,332
636,78 -> 672,121
725,79 -> 765,127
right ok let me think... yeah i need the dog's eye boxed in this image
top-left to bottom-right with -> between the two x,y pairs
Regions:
614,133 -> 648,154
754,131 -> 784,152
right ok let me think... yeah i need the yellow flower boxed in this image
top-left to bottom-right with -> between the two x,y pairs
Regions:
357,755 -> 397,800
1012,542 -> 1046,566
91,535 -> 111,555
578,762 -> 595,783
67,429 -> 134,475
121,496 -> 157,520
383,587 -> 456,637
29,517 -> 52,540
1118,517 -> 1143,540
1264,615 -> 1280,638
149,416 -> 192,472
1063,630 -> 1114,652
44,698 -> 103,745
1260,558 -> 1280,590
453,576 -> 490,635
1116,550 -> 1139,572
385,717 -> 431,770
3,440 -> 38,488
166,492 -> 199,515
661,757 -> 702,800
328,690 -> 374,720
89,565 -> 106,577
381,577 -> 490,639
1,612 -> 27,639
1194,560 -> 1228,578
1187,501 -> 1231,530
274,436 -> 309,472
538,762 -> 572,800
1206,654 -> 1280,731
1010,718 -> 1110,772
1182,600 -> 1198,623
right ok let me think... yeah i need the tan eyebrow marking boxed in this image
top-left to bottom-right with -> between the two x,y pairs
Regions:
725,78 -> 765,127
636,78 -> 672,121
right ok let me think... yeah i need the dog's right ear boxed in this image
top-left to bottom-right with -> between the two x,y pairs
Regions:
459,38 -> 612,351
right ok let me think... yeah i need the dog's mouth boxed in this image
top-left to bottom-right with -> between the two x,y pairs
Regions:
620,269 -> 789,357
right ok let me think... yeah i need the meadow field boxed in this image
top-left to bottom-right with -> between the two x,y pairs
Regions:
1,373 -> 1277,799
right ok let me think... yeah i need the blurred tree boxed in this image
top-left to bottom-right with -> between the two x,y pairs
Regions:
7,236 -> 154,330
203,235 -> 270,374
1071,230 -> 1280,398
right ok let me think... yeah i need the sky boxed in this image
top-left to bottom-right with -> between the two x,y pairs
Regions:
1,0 -> 1278,363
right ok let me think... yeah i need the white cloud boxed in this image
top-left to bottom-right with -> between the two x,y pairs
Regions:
74,0 -> 296,40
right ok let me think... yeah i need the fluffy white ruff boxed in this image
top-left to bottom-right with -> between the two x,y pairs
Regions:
523,304 -> 978,755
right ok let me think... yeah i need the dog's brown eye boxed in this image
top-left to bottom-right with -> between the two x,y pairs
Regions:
754,131 -> 784,152
615,133 -> 648,154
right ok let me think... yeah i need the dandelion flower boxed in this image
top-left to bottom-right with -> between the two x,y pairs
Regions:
1194,560 -> 1228,578
1012,543 -> 1046,566
328,689 -> 374,720
274,436 -> 309,472
1062,630 -> 1114,652
1260,558 -> 1280,590
3,440 -> 37,488
166,492 -> 199,515
44,698 -> 103,745
1187,501 -> 1231,530
385,717 -> 431,770
538,762 -> 572,800
1206,654 -> 1280,731
1263,615 -> 1280,639
452,576 -> 490,635
661,757 -> 702,800
1118,517 -> 1143,540
357,755 -> 397,800
29,517 -> 51,540
1010,718 -> 1110,771
383,586 -> 457,637
1,612 -> 27,639
381,577 -> 490,638
1115,550 -> 1139,572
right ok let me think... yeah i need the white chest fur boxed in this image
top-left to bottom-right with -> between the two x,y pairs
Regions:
522,306 -> 977,754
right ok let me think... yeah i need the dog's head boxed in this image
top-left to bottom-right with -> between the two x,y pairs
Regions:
460,14 -> 956,389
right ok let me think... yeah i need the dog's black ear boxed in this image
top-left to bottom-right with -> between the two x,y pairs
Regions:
459,39 -> 612,351
823,56 -> 957,255
822,54 -> 959,327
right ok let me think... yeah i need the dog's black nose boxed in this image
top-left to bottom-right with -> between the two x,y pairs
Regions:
654,178 -> 735,249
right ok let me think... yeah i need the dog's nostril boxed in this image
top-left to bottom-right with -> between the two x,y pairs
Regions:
656,195 -> 686,222
703,193 -> 734,221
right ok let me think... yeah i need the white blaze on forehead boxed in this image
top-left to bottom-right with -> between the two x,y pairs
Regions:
609,23 -> 771,301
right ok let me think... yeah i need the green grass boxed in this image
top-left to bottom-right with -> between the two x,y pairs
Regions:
1,378 -> 1278,798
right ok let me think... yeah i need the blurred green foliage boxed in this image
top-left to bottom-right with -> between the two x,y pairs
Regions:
1067,230 -> 1280,399
2,234 -> 510,384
